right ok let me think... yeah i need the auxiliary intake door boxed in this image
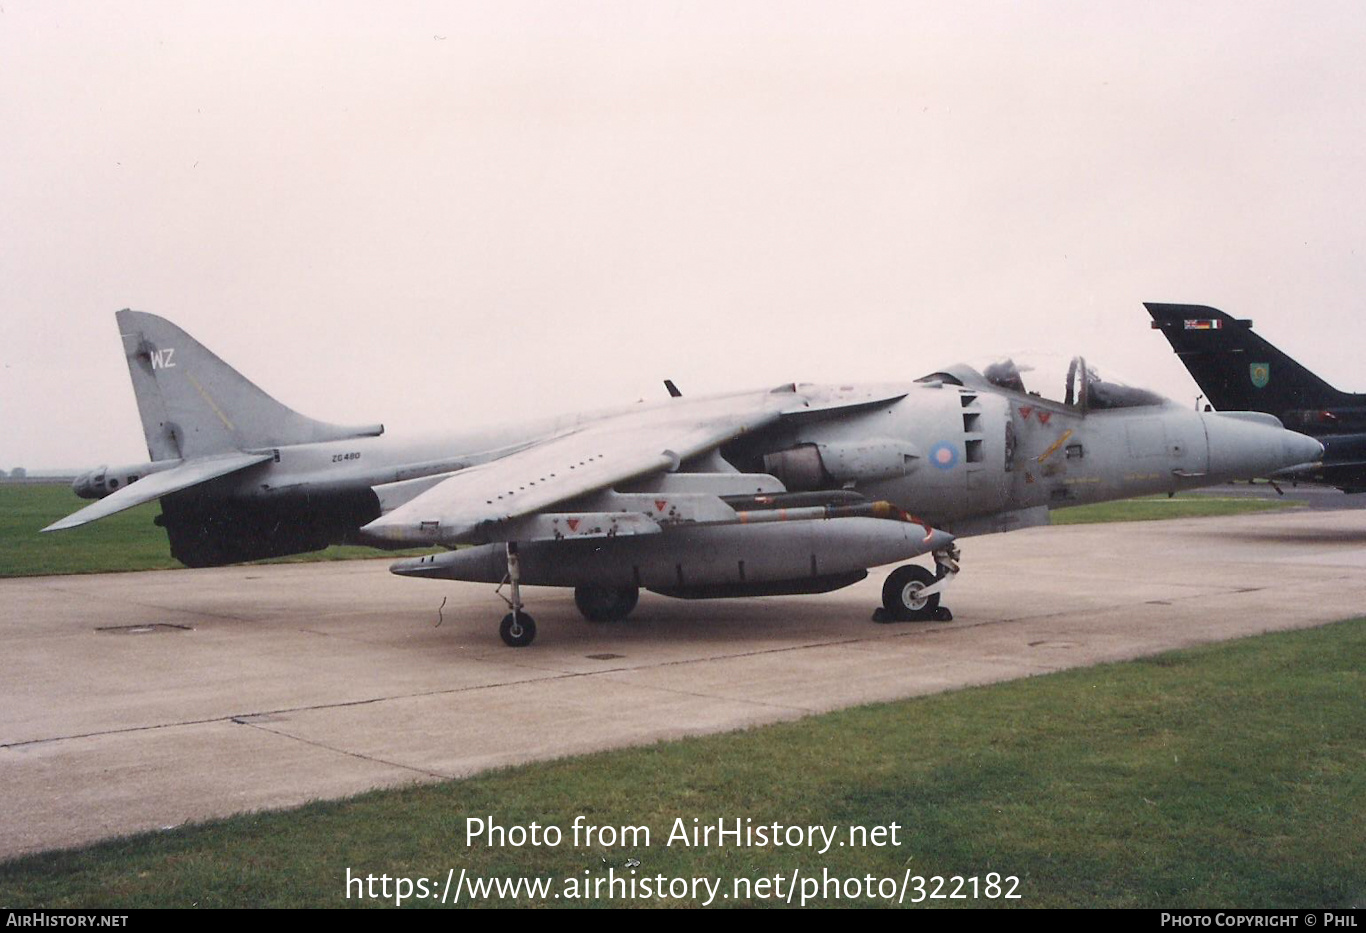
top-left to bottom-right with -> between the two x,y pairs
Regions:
961,391 -> 1011,514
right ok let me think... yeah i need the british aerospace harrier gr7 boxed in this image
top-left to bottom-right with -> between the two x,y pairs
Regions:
48,310 -> 1323,646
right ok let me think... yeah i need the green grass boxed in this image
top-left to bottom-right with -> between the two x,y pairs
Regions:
1051,492 -> 1303,525
0,484 -> 433,577
2,620 -> 1362,908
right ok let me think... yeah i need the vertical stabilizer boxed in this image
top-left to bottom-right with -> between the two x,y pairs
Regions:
117,310 -> 383,460
1146,303 -> 1354,414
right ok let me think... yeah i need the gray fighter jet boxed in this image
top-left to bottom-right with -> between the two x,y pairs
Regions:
48,310 -> 1323,646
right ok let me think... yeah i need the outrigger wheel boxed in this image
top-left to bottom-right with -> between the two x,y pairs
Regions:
879,564 -> 940,622
499,611 -> 536,647
574,585 -> 640,622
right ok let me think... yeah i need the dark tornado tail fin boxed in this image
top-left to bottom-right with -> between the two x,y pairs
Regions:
117,309 -> 383,460
1146,302 -> 1352,415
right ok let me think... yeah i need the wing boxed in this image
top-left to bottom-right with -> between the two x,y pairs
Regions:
362,390 -> 793,546
41,451 -> 273,532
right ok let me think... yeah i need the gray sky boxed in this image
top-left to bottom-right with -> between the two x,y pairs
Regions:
3,1 -> 1365,468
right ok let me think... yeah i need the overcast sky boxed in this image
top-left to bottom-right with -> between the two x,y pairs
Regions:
3,1 -> 1365,469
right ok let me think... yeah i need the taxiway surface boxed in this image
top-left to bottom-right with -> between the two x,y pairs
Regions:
4,508 -> 1365,860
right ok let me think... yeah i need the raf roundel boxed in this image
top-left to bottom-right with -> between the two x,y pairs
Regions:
928,442 -> 959,470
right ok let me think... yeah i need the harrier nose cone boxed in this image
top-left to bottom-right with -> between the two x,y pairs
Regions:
1283,431 -> 1325,469
1202,411 -> 1324,479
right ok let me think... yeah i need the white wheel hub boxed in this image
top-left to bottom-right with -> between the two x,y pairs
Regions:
901,582 -> 928,610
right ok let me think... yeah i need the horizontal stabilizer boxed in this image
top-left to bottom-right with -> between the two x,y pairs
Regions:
42,451 -> 273,532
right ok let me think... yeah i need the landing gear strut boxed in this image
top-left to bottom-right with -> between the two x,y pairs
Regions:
874,545 -> 960,623
497,542 -> 536,647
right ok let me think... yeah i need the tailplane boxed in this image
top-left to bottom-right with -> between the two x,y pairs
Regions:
117,309 -> 383,460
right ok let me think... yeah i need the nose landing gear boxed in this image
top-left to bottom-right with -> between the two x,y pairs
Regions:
874,545 -> 960,623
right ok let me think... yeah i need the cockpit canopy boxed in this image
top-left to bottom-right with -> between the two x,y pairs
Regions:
921,354 -> 1169,411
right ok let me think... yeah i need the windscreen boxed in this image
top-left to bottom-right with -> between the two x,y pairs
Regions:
928,354 -> 1169,410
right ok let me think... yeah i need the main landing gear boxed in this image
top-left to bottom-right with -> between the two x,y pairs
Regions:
874,544 -> 960,623
573,585 -> 640,623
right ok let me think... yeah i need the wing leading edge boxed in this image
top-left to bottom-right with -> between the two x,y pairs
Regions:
361,390 -> 792,546
363,385 -> 914,547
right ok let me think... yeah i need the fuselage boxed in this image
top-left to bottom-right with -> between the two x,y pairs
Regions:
70,373 -> 1322,568
719,378 -> 1321,533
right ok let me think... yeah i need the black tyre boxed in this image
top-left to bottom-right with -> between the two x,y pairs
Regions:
881,565 -> 939,621
574,585 -> 640,622
499,611 -> 537,647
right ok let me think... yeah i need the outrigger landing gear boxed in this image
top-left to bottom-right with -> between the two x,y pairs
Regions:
496,542 -> 537,647
874,544 -> 961,623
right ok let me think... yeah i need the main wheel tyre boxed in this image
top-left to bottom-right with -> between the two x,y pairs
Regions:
499,611 -> 537,647
881,565 -> 940,621
574,585 -> 640,622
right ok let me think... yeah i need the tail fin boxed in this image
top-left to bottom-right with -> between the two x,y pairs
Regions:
1146,303 -> 1356,414
117,309 -> 383,460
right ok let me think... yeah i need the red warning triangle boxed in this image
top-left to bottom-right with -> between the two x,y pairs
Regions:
1037,411 -> 1052,425
1019,405 -> 1033,420
654,500 -> 668,512
566,518 -> 580,532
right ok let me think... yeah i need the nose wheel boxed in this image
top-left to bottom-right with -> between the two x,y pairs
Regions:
874,545 -> 959,623
880,564 -> 938,619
